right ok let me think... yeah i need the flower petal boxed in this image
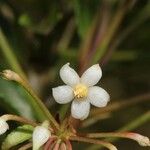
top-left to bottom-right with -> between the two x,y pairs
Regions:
71,100 -> 90,120
81,64 -> 102,87
60,63 -> 80,87
52,85 -> 74,104
33,126 -> 51,150
88,86 -> 110,107
0,119 -> 9,135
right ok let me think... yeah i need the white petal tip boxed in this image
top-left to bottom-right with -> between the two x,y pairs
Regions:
0,119 -> 9,135
62,63 -> 70,68
81,64 -> 102,87
60,63 -> 79,86
33,126 -> 51,150
94,64 -> 100,68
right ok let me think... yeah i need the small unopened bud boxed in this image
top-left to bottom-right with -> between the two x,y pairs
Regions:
136,135 -> 150,146
0,118 -> 9,135
125,132 -> 150,147
32,122 -> 51,150
1,70 -> 21,81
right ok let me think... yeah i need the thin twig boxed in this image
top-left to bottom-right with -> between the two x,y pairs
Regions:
1,70 -> 60,130
91,1 -> 130,64
85,132 -> 150,146
1,114 -> 37,127
44,136 -> 57,150
65,140 -> 72,150
70,136 -> 117,150
86,111 -> 150,150
101,1 -> 150,66
0,28 -> 26,79
18,143 -> 32,150
53,139 -> 61,150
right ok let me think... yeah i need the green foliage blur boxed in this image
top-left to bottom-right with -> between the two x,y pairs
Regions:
0,0 -> 150,149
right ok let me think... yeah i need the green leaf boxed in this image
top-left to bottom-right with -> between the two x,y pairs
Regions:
2,125 -> 34,150
73,0 -> 100,38
0,78 -> 35,119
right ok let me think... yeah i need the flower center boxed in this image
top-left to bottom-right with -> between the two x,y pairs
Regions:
73,84 -> 88,99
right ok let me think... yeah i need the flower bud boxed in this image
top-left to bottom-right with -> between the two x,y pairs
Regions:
0,118 -> 9,135
136,135 -> 150,146
32,125 -> 51,150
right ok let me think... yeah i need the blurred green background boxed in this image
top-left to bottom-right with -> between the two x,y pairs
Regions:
0,0 -> 150,149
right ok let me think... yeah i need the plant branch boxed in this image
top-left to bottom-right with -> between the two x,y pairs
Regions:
1,70 -> 60,130
102,1 -> 150,66
91,1 -> 130,64
70,136 -> 117,150
87,111 -> 150,150
85,132 -> 150,147
0,28 -> 26,79
1,114 -> 37,127
65,140 -> 72,150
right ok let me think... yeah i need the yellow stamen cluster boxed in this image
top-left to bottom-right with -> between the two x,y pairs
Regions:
74,84 -> 88,99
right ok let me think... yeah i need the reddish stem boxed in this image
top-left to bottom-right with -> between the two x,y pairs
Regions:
44,137 -> 57,150
70,136 -> 117,150
53,140 -> 61,150
65,140 -> 73,150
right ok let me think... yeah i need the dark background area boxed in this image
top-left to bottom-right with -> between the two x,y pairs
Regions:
0,0 -> 150,149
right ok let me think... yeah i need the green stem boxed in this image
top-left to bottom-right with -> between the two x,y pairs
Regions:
91,5 -> 126,64
70,136 -> 117,150
59,104 -> 70,121
21,78 -> 59,129
1,70 -> 60,130
0,28 -> 26,79
102,2 -> 150,65
0,29 -> 44,120
117,111 -> 150,131
0,29 -> 59,129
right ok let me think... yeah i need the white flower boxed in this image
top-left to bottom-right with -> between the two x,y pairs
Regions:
0,118 -> 9,135
52,63 -> 110,120
32,123 -> 51,150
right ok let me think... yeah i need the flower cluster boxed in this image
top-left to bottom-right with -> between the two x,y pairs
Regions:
0,118 -> 51,150
0,63 -> 149,150
52,63 -> 110,120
